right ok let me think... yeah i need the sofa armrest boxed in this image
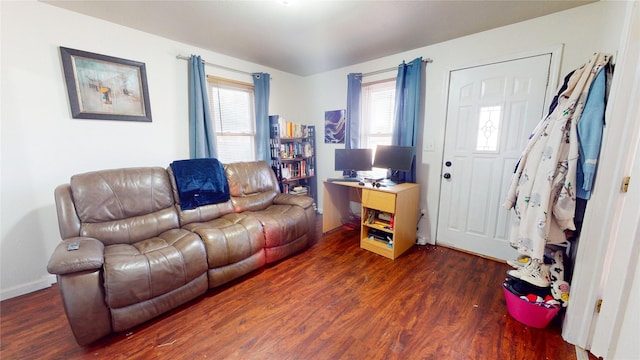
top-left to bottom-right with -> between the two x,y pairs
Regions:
273,193 -> 314,209
47,238 -> 104,275
55,184 -> 81,239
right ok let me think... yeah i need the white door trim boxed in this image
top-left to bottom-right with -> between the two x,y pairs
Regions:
562,2 -> 640,355
435,45 -> 564,244
440,44 -> 564,109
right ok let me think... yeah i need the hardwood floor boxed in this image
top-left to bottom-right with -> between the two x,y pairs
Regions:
1,216 -> 587,359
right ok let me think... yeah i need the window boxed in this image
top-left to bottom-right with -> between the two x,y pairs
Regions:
475,105 -> 502,152
207,76 -> 256,163
361,80 -> 395,148
361,79 -> 396,177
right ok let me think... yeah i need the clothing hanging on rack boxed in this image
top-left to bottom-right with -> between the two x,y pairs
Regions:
576,64 -> 612,200
503,52 -> 612,262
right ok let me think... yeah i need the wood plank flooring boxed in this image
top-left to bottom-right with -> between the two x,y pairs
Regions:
1,216 -> 587,359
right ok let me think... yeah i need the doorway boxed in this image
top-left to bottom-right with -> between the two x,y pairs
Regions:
436,54 -> 556,260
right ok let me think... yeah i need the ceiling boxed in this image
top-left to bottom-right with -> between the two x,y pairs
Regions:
43,0 -> 595,76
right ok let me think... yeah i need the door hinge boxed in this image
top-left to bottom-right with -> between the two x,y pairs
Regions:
622,176 -> 631,193
595,299 -> 603,313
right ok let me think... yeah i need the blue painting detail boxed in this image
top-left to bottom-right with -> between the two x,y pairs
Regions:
325,109 -> 345,143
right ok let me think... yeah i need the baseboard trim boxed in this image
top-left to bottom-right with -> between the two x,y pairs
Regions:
0,274 -> 56,301
575,346 -> 590,360
434,243 -> 506,264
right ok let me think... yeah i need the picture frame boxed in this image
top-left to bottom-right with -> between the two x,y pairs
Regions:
324,109 -> 346,143
60,47 -> 152,122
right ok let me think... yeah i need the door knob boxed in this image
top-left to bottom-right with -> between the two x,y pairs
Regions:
443,173 -> 451,179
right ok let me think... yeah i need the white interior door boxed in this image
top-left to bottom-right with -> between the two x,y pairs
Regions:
436,55 -> 553,260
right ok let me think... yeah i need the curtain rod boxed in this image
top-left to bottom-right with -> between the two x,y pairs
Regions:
176,54 -> 261,77
177,54 -> 432,78
362,58 -> 433,78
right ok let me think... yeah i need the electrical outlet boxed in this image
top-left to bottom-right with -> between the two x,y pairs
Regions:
417,235 -> 427,245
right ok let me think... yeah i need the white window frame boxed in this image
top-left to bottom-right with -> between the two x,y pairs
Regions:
207,76 -> 256,163
360,78 -> 396,178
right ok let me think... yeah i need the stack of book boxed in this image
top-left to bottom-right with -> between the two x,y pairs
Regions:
289,186 -> 308,195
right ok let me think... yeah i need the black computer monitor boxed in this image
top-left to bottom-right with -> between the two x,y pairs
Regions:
335,148 -> 373,178
373,145 -> 414,182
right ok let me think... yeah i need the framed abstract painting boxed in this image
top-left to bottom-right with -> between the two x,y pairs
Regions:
60,47 -> 152,122
324,109 -> 345,143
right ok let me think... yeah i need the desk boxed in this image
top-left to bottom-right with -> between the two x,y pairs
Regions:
322,180 -> 420,259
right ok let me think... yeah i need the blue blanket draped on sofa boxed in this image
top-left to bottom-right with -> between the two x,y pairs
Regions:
170,158 -> 230,210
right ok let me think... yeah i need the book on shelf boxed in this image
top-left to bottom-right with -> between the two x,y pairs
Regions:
281,165 -> 291,179
269,115 -> 316,203
279,140 -> 313,159
277,117 -> 312,139
280,160 -> 312,180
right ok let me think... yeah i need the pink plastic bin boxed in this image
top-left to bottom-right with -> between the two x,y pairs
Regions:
503,284 -> 560,328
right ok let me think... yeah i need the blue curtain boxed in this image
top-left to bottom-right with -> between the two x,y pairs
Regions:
392,57 -> 424,183
189,55 -> 217,159
346,73 -> 362,149
253,72 -> 271,162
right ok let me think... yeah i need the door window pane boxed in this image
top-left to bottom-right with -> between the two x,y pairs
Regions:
476,105 -> 501,151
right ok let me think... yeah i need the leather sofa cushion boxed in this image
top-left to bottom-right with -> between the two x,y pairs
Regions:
103,228 -> 207,309
225,161 -> 279,212
274,193 -> 314,208
81,208 -> 179,246
183,213 -> 265,268
70,167 -> 179,245
249,204 -> 308,248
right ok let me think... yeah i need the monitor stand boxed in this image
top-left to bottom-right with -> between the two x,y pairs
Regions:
386,170 -> 403,185
343,170 -> 358,178
325,170 -> 360,182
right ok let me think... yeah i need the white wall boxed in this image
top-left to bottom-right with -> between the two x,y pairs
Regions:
0,0 -> 306,300
308,1 -> 628,245
0,0 -> 629,300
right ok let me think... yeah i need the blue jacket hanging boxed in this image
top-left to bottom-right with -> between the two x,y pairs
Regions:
576,68 -> 607,200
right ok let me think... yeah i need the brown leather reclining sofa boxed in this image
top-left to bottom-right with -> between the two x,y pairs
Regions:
47,160 -> 316,345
